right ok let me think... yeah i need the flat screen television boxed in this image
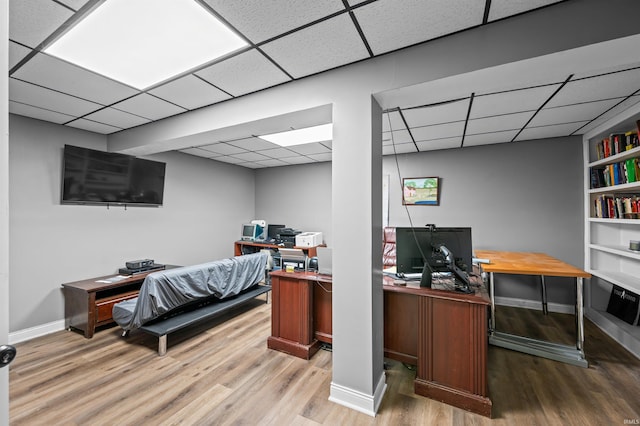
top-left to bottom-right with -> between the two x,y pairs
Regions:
396,226 -> 473,275
61,145 -> 166,206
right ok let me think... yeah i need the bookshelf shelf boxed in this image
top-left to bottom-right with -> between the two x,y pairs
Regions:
584,101 -> 640,359
589,145 -> 640,167
589,243 -> 640,260
588,181 -> 640,194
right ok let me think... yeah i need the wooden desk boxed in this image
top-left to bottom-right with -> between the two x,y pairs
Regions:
267,270 -> 492,417
62,267 -> 169,338
475,250 -> 591,368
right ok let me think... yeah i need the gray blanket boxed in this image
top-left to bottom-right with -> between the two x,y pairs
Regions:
112,252 -> 268,331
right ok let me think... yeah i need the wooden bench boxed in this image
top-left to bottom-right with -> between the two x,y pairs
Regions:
133,284 -> 271,356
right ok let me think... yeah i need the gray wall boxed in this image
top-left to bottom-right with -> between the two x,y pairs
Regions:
256,136 -> 584,305
255,162 -> 332,245
9,114 -> 255,331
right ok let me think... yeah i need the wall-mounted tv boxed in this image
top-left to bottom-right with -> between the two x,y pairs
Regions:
61,144 -> 166,206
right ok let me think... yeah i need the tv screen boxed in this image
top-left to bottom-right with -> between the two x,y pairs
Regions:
61,145 -> 166,206
396,226 -> 473,274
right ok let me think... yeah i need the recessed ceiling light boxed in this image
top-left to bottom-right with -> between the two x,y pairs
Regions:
44,0 -> 248,90
259,124 -> 333,147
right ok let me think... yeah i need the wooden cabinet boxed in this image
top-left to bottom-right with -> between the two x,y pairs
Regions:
584,101 -> 640,358
62,269 -> 167,338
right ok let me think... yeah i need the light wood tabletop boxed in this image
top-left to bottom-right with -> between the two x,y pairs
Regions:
475,250 -> 591,278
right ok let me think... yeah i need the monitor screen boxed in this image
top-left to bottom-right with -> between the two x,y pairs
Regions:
267,224 -> 285,239
241,224 -> 257,241
396,226 -> 473,274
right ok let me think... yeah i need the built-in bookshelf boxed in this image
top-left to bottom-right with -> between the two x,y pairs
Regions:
584,101 -> 640,359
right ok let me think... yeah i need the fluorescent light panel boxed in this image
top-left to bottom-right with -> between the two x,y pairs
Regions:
259,124 -> 333,147
44,0 -> 248,90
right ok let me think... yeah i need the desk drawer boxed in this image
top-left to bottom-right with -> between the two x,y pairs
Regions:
95,291 -> 139,324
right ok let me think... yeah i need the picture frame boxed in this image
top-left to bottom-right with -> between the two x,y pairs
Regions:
402,177 -> 440,205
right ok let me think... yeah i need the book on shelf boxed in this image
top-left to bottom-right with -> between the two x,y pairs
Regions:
593,193 -> 640,219
595,131 -> 639,160
590,157 -> 640,189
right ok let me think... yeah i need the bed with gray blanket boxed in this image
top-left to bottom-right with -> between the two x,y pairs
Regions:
112,252 -> 269,354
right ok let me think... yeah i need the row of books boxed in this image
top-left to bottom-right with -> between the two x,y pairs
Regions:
595,126 -> 640,160
593,194 -> 640,219
590,157 -> 640,188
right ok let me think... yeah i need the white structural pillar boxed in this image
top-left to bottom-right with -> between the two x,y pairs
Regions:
1,0 -> 10,422
329,93 -> 385,416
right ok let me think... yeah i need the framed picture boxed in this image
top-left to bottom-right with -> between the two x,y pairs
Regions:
402,177 -> 440,205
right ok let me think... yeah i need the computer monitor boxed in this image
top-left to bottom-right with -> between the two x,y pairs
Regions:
396,226 -> 473,275
241,223 -> 260,241
267,224 -> 285,242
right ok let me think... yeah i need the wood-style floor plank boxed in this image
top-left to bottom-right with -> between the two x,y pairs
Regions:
9,297 -> 640,425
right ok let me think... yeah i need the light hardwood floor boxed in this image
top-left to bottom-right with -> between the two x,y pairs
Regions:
9,296 -> 640,425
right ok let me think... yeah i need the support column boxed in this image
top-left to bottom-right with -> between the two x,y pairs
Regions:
1,0 -> 10,422
329,93 -> 385,416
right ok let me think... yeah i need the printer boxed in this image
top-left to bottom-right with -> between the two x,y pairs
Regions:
295,231 -> 323,247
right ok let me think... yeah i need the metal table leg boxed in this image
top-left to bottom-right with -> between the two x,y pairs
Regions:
540,275 -> 548,315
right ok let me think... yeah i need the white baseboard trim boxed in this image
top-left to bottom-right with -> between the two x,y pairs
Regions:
495,296 -> 574,315
9,319 -> 65,344
329,371 -> 387,417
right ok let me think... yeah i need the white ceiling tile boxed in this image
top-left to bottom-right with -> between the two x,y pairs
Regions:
56,0 -> 90,11
281,156 -> 316,165
149,75 -> 231,110
9,41 -> 30,70
213,156 -> 249,165
66,118 -> 122,134
259,147 -> 300,158
287,142 -> 331,155
196,49 -> 290,97
256,159 -> 290,167
466,111 -> 533,135
411,121 -> 466,141
416,137 -> 462,151
354,0 -> 485,55
307,153 -> 332,162
547,70 -> 640,108
575,96 -> 640,136
13,53 -> 139,105
227,137 -> 280,151
403,100 -> 469,128
9,100 -> 75,124
529,98 -> 621,128
488,0 -> 564,21
179,148 -> 219,158
471,84 -> 560,118
515,122 -> 589,142
261,13 -> 369,79
84,107 -> 151,129
199,143 -> 247,156
383,142 -> 417,155
9,77 -> 102,116
573,64 -> 640,80
112,94 -> 186,121
232,151 -> 271,162
241,162 -> 266,169
463,130 -> 518,147
202,0 -> 344,44
9,0 -> 74,48
383,129 -> 412,145
382,110 -> 404,132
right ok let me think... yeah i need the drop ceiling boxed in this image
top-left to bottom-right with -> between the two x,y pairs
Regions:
8,0 -> 640,169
